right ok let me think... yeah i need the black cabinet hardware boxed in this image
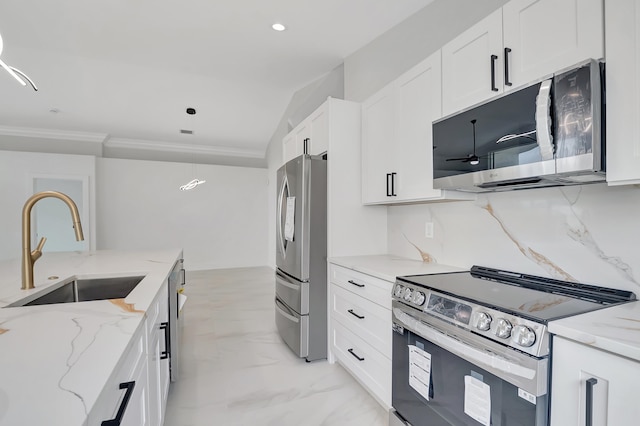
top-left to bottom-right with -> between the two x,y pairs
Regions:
160,322 -> 170,360
491,55 -> 499,91
101,381 -> 135,426
504,47 -> 512,86
347,280 -> 365,288
391,172 -> 397,196
386,173 -> 392,196
348,309 -> 365,319
586,377 -> 598,426
303,138 -> 310,154
348,348 -> 365,361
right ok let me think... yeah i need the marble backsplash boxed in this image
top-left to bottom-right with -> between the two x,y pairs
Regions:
388,183 -> 640,292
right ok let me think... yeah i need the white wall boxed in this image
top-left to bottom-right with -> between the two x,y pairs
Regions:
96,157 -> 268,271
0,150 -> 96,261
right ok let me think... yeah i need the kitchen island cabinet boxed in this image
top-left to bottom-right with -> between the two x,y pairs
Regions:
0,249 -> 181,426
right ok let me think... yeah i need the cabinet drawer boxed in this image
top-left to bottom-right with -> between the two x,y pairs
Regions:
330,264 -> 392,309
330,284 -> 391,359
331,320 -> 391,408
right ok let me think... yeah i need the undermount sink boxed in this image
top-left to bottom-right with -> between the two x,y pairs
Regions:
7,276 -> 145,307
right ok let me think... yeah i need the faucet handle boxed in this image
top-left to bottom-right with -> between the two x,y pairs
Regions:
31,237 -> 47,261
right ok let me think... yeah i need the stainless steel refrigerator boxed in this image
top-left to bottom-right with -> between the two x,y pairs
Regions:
275,154 -> 327,362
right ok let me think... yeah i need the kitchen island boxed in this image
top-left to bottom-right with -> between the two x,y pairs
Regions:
0,249 -> 182,426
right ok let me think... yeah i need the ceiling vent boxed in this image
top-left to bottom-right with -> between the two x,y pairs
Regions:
180,129 -> 193,135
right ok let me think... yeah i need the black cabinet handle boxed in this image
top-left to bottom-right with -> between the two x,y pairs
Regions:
586,377 -> 598,426
347,279 -> 365,288
348,348 -> 365,361
504,47 -> 512,86
303,138 -> 310,154
490,54 -> 499,91
160,322 -> 170,360
386,173 -> 391,196
391,172 -> 397,196
101,381 -> 135,426
348,309 -> 365,319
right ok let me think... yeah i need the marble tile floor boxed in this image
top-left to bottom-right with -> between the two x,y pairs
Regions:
164,267 -> 388,426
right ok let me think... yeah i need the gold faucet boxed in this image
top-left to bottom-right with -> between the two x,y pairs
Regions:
21,191 -> 84,290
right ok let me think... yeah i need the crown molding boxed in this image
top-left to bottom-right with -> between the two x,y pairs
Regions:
0,125 -> 108,144
105,137 -> 264,159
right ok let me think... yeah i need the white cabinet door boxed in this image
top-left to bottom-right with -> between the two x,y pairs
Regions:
395,50 -> 443,201
605,0 -> 640,185
502,0 -> 603,90
147,282 -> 170,426
308,103 -> 329,156
361,85 -> 397,204
282,133 -> 298,164
442,9 -> 503,116
551,337 -> 640,426
121,356 -> 149,426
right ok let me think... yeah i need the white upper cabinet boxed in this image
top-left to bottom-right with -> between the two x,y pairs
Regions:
502,0 -> 603,88
605,0 -> 640,185
442,0 -> 604,117
442,9 -> 504,117
282,102 -> 329,164
361,85 -> 396,204
362,51 -> 472,205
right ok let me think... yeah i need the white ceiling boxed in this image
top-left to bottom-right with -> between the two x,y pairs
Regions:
0,0 -> 433,167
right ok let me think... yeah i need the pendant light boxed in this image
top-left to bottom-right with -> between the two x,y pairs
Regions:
0,32 -> 38,91
179,107 -> 206,191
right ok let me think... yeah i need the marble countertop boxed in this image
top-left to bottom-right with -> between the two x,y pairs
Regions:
549,300 -> 640,362
328,254 -> 465,282
0,249 -> 182,426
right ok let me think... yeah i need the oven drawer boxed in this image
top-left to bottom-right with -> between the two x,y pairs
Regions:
329,264 -> 392,309
331,319 -> 391,408
330,284 -> 392,359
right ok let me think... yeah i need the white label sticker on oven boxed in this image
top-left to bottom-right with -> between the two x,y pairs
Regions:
464,375 -> 491,426
518,388 -> 537,405
408,345 -> 431,401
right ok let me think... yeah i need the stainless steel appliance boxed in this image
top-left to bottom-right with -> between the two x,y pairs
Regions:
275,154 -> 327,361
167,258 -> 185,381
433,59 -> 605,192
390,266 -> 635,426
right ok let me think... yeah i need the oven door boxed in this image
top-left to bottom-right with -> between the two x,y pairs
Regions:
391,304 -> 549,426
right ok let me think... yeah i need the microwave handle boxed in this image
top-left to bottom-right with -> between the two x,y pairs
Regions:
535,79 -> 554,161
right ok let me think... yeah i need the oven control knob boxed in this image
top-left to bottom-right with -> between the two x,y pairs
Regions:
393,284 -> 404,298
514,325 -> 536,347
476,312 -> 492,331
494,318 -> 513,339
412,291 -> 426,306
403,287 -> 413,302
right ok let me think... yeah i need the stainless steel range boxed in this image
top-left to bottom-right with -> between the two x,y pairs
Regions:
390,266 -> 635,426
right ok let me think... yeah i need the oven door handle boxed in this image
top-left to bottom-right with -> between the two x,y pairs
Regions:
394,308 -> 536,380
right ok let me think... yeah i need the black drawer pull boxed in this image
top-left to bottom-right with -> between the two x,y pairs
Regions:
390,172 -> 397,196
490,54 -> 499,91
586,377 -> 598,426
386,173 -> 392,196
160,322 -> 170,360
348,309 -> 365,319
348,348 -> 365,361
101,381 -> 135,426
347,280 -> 365,288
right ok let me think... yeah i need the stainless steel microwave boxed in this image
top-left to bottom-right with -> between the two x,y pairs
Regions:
432,60 -> 605,192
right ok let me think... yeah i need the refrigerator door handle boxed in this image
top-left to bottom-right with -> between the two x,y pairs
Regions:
277,175 -> 290,257
275,298 -> 299,323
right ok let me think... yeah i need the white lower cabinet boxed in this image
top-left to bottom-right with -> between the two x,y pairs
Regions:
550,336 -> 640,425
89,281 -> 171,426
89,326 -> 149,425
328,264 -> 392,408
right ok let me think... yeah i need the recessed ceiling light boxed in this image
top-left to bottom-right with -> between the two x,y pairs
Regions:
272,23 -> 286,32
